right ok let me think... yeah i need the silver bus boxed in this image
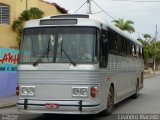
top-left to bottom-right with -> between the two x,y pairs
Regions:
17,14 -> 144,115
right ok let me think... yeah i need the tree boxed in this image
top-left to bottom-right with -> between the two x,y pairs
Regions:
143,34 -> 151,39
12,7 -> 44,45
112,18 -> 135,33
138,39 -> 150,64
156,41 -> 160,64
138,34 -> 160,65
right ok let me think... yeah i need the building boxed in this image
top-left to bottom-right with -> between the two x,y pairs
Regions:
0,0 -> 67,49
0,0 -> 67,99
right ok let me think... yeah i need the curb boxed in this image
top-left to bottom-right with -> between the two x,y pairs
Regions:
0,103 -> 16,108
144,74 -> 160,79
0,96 -> 16,108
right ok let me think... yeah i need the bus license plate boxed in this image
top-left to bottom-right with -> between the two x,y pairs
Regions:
45,103 -> 59,109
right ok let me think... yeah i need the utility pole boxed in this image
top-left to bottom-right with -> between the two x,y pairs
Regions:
87,0 -> 92,14
153,25 -> 157,75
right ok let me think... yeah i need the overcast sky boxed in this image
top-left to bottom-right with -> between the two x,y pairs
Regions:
46,0 -> 160,39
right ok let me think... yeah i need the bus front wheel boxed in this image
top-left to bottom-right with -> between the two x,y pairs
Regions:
101,86 -> 114,116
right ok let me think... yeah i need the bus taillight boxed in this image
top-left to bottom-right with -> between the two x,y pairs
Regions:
16,86 -> 19,96
90,87 -> 97,98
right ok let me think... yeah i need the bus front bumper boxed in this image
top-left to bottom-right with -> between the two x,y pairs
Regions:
17,99 -> 101,114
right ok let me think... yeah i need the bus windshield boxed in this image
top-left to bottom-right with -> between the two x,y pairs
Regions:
20,27 -> 99,64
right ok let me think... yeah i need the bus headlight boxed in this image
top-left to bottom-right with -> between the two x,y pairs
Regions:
28,87 -> 35,96
80,88 -> 88,97
21,87 -> 28,96
72,87 -> 88,97
72,88 -> 80,96
21,86 -> 35,96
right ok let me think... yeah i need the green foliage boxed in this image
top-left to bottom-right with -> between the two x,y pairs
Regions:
29,7 -> 44,19
143,34 -> 151,39
112,18 -> 135,33
156,41 -> 160,62
138,34 -> 160,65
12,7 -> 44,45
138,39 -> 149,64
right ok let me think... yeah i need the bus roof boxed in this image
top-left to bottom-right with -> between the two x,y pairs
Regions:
24,14 -> 142,46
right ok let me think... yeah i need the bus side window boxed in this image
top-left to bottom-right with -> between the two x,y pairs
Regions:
99,30 -> 108,68
138,46 -> 141,58
108,29 -> 117,51
136,45 -> 139,57
126,40 -> 131,55
142,47 -> 144,59
117,35 -> 126,54
132,43 -> 140,57
129,41 -> 132,55
132,43 -> 136,57
116,34 -> 121,52
141,47 -> 143,58
122,37 -> 126,54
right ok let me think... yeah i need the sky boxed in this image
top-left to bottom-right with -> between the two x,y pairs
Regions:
45,0 -> 160,39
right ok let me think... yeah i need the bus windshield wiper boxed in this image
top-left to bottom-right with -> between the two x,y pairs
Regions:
61,48 -> 76,66
33,40 -> 51,66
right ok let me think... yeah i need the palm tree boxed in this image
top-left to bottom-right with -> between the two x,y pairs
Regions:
112,18 -> 135,33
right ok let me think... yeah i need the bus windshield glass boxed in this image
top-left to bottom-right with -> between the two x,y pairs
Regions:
20,27 -> 98,64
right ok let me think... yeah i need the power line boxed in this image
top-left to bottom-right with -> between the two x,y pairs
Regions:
92,0 -> 115,20
73,0 -> 158,39
92,10 -> 103,14
73,1 -> 87,14
92,1 -> 146,36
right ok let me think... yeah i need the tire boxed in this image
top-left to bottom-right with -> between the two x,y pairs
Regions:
131,81 -> 139,99
100,86 -> 114,116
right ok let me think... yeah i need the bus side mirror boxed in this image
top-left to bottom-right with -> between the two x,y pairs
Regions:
101,35 -> 106,40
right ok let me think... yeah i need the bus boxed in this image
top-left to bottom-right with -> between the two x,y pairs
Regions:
16,14 -> 144,115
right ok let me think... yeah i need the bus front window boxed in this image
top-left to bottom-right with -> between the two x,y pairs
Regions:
20,27 -> 98,64
20,29 -> 55,63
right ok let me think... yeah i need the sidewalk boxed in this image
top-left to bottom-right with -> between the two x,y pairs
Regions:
144,71 -> 160,79
0,95 -> 16,108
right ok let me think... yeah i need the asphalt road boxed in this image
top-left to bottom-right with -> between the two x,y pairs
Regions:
0,75 -> 160,120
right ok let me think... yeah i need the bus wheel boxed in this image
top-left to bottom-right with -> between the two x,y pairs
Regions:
131,81 -> 139,99
101,86 -> 114,116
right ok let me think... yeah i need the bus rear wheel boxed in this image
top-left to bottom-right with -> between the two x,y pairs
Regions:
101,86 -> 114,116
131,81 -> 139,99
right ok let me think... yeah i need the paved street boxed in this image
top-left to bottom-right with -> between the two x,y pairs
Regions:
0,75 -> 160,120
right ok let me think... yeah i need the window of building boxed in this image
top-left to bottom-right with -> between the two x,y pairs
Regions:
0,3 -> 10,24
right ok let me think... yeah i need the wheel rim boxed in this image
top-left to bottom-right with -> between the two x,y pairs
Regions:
107,91 -> 113,110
